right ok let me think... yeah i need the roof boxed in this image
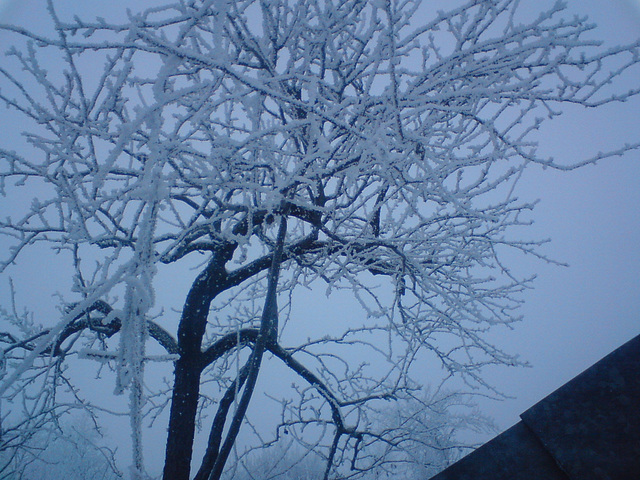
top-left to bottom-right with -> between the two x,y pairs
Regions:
430,333 -> 640,480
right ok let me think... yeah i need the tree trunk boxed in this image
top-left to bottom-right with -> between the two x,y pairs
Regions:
162,249 -> 233,480
162,356 -> 202,480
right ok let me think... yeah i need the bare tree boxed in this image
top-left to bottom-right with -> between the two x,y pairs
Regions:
0,408 -> 122,480
0,0 -> 638,479
225,388 -> 492,480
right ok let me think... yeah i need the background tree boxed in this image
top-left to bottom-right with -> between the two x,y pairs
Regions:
0,0 -> 638,479
223,389 -> 491,480
0,408 -> 122,480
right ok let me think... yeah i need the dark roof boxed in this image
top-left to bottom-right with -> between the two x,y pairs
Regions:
430,333 -> 640,480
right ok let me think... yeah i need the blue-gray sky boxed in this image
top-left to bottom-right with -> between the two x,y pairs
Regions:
472,0 -> 640,426
0,0 -> 638,472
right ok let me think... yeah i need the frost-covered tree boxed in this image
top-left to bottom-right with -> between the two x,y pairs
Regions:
227,388 -> 492,480
0,409 -> 122,480
0,0 -> 638,479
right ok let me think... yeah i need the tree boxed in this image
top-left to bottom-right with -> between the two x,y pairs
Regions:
219,389 -> 492,480
0,291 -> 122,480
0,409 -> 122,480
0,0 -> 637,479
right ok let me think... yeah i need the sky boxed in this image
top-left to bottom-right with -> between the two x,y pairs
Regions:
469,0 -> 640,426
0,0 -> 639,475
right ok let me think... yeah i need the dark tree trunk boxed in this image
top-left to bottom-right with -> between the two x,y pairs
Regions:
163,357 -> 203,480
162,247 -> 233,480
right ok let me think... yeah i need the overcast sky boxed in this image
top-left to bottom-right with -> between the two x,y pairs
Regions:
0,0 -> 639,472
471,0 -> 640,427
